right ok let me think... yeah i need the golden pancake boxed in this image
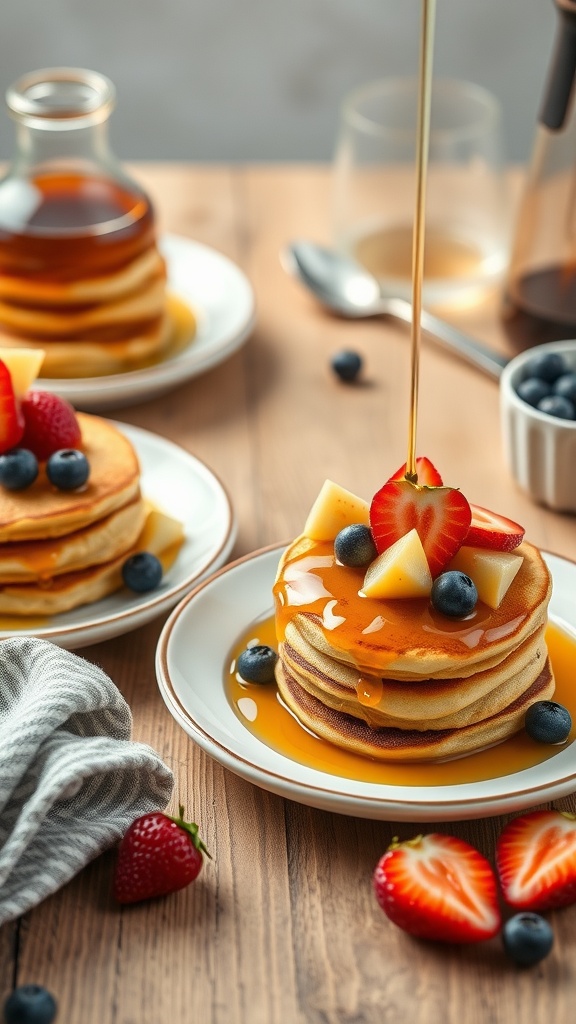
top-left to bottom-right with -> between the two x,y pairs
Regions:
0,274 -> 166,337
0,413 -> 140,541
274,536 -> 552,679
280,624 -> 549,730
0,505 -> 184,616
276,659 -> 555,762
0,246 -> 166,306
0,495 -> 146,582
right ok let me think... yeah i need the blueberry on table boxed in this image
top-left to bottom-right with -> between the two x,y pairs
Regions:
122,552 -> 163,593
237,645 -> 278,684
525,700 -> 572,744
523,351 -> 568,383
330,350 -> 363,382
516,377 -> 551,408
536,394 -> 575,420
0,448 -> 38,490
553,372 -> 576,405
334,524 -> 377,567
46,449 -> 90,490
3,984 -> 57,1024
502,912 -> 554,967
431,571 -> 478,618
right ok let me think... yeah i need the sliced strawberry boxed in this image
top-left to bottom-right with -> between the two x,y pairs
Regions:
370,479 -> 471,577
373,833 -> 501,943
20,391 -> 81,461
0,359 -> 24,454
496,809 -> 576,912
389,456 -> 443,487
465,504 -> 525,552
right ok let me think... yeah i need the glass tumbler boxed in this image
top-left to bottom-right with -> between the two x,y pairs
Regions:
332,77 -> 511,309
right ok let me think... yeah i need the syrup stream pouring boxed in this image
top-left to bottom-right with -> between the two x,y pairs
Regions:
281,240 -> 508,381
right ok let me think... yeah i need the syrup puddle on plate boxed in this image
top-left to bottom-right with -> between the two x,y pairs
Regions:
224,618 -> 576,788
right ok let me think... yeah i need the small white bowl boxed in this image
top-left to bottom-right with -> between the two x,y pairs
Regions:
500,339 -> 576,512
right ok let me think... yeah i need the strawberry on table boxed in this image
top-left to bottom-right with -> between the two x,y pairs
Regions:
113,804 -> 210,905
496,809 -> 576,912
20,390 -> 81,461
0,359 -> 24,454
370,478 -> 471,578
373,833 -> 501,943
466,505 -> 525,552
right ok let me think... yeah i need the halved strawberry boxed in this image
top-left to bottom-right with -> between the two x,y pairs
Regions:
0,359 -> 24,454
465,505 -> 524,552
496,810 -> 576,911
373,833 -> 501,943
389,456 -> 443,487
370,479 -> 471,577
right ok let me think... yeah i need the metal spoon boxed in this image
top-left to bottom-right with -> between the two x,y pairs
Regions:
281,240 -> 508,380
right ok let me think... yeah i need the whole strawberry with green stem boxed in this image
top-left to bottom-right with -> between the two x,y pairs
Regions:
113,804 -> 210,904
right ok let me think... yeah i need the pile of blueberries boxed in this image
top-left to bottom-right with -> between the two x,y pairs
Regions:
515,351 -> 576,420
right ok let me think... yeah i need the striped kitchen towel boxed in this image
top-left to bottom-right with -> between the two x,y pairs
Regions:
0,636 -> 174,925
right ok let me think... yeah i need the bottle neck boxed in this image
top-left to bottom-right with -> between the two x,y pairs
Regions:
10,119 -> 118,179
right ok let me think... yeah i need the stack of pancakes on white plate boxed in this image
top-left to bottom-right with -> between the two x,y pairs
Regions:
0,244 -> 193,379
0,412 -> 181,616
273,534 -> 554,762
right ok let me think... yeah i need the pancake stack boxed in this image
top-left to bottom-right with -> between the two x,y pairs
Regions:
273,534 -> 554,762
0,243 -> 183,379
0,412 -> 166,615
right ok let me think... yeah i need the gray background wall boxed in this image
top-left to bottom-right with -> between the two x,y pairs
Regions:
0,0 -> 558,163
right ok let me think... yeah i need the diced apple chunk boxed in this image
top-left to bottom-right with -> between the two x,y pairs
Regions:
303,480 -> 370,541
0,348 -> 45,397
448,545 -> 523,610
361,528 -> 433,599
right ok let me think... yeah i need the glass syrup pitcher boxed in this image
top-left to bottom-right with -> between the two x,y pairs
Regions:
502,0 -> 576,347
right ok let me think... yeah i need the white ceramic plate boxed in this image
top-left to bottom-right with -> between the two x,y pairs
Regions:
1,422 -> 236,650
156,543 -> 576,822
35,235 -> 256,411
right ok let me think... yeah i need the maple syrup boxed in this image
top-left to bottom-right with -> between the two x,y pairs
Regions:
502,266 -> 576,348
0,172 -> 155,282
225,617 -> 576,786
354,225 -> 487,290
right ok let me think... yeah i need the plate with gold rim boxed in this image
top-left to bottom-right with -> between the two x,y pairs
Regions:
155,543 -> 576,821
36,234 -> 256,411
0,422 -> 236,650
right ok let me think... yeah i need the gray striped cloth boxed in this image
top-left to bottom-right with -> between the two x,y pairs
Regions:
0,636 -> 174,925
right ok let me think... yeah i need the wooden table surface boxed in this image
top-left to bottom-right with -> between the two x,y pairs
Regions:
1,164 -> 575,1024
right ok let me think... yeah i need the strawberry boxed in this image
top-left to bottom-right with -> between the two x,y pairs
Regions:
370,479 -> 471,577
373,833 -> 501,943
20,390 -> 81,461
0,359 -> 24,454
113,804 -> 210,905
389,456 -> 443,487
465,504 -> 525,552
496,809 -> 576,912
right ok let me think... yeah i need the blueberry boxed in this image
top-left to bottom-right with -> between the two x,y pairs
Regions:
502,912 -> 554,967
46,449 -> 90,490
237,644 -> 278,684
334,524 -> 377,567
523,351 -> 568,383
3,984 -> 57,1024
516,377 -> 551,408
121,552 -> 163,593
536,394 -> 576,420
525,700 -> 572,744
331,350 -> 363,382
553,372 -> 576,405
0,448 -> 38,490
430,571 -> 478,618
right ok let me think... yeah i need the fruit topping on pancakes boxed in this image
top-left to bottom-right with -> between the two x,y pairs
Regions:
272,456 -> 552,762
